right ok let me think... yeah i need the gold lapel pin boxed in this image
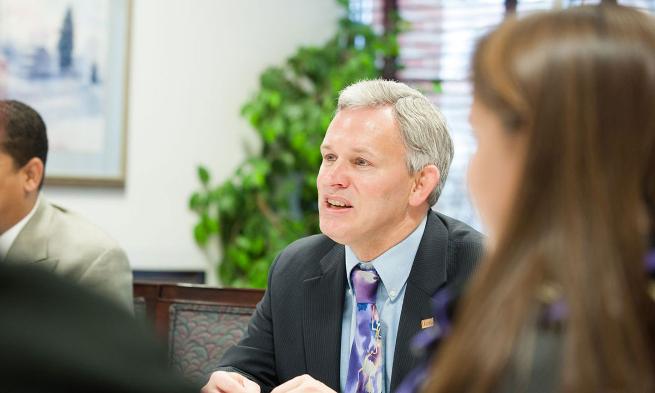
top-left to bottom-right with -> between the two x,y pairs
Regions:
421,318 -> 434,329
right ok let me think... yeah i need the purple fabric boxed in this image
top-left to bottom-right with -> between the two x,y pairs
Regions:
395,287 -> 451,393
352,267 -> 379,304
545,300 -> 568,323
432,288 -> 452,336
647,250 -> 655,274
346,266 -> 383,393
394,363 -> 428,393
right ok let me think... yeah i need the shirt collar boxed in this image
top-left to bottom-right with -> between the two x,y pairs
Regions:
345,214 -> 428,301
0,196 -> 40,261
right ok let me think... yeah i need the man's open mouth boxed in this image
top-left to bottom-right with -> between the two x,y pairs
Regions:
326,198 -> 353,209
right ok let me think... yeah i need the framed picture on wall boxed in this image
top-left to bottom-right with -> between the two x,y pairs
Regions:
0,0 -> 131,187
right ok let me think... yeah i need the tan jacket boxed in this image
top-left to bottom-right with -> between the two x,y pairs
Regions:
6,198 -> 133,311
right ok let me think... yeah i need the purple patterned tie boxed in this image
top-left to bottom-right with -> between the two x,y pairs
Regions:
346,264 -> 383,393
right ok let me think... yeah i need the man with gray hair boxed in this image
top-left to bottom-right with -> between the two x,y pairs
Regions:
203,80 -> 483,393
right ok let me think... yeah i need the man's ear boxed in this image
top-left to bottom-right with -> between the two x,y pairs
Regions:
408,164 -> 440,207
21,157 -> 44,193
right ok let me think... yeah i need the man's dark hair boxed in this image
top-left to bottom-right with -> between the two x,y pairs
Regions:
0,100 -> 48,187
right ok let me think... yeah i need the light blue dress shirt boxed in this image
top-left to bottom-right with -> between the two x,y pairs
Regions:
339,215 -> 428,393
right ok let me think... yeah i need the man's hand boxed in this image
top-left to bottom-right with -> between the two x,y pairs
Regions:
201,371 -> 261,393
271,375 -> 336,393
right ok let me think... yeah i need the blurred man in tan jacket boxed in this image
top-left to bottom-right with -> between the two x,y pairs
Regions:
0,100 -> 132,310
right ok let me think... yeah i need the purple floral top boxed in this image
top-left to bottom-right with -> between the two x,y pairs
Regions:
395,249 -> 655,393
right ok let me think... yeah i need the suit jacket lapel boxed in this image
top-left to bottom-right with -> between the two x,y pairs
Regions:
390,211 -> 449,392
302,244 -> 346,391
6,198 -> 58,270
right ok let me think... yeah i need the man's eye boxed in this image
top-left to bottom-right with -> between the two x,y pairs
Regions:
323,154 -> 336,161
355,158 -> 370,166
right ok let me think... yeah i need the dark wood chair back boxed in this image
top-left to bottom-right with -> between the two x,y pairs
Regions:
133,282 -> 264,383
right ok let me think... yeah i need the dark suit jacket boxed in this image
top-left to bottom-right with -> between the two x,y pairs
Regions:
218,210 -> 484,392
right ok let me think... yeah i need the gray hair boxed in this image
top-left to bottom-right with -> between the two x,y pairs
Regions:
337,79 -> 454,206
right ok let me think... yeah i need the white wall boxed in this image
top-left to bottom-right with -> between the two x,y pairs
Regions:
44,0 -> 341,283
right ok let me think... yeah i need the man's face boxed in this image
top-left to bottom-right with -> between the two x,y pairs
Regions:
0,149 -> 25,234
317,106 -> 416,258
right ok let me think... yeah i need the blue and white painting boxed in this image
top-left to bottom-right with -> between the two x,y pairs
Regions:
0,0 -> 129,184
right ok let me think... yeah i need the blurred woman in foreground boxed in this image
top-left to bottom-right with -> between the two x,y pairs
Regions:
418,5 -> 655,393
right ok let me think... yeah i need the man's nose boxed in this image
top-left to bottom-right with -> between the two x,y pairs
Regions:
320,159 -> 350,189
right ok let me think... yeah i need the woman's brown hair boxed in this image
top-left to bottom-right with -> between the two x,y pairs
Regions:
423,5 -> 655,393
